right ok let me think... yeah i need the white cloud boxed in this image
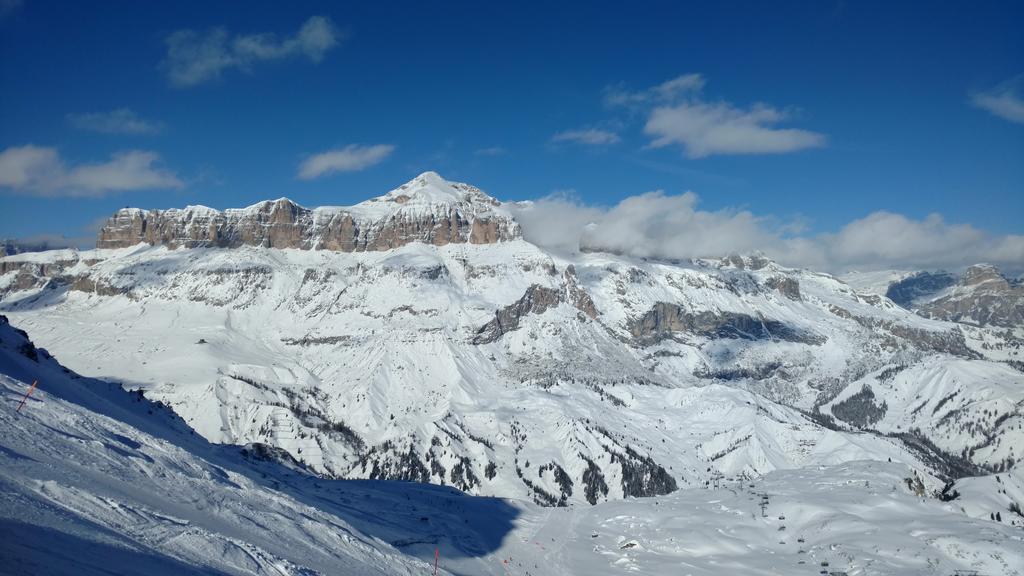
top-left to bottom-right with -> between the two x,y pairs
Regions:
297,144 -> 394,180
645,101 -> 826,158
551,128 -> 621,146
164,16 -> 340,87
0,145 -> 183,197
971,78 -> 1024,124
513,191 -> 778,260
509,192 -> 604,256
604,73 -> 826,157
604,73 -> 706,107
811,212 -> 1024,272
511,190 -> 1024,274
67,108 -> 163,135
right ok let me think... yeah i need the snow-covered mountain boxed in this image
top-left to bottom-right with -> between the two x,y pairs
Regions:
910,265 -> 1024,329
845,264 -> 1024,329
2,172 -> 1023,509
2,313 -> 1021,575
96,171 -> 518,251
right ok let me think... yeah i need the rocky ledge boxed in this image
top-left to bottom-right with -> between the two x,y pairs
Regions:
96,171 -> 520,251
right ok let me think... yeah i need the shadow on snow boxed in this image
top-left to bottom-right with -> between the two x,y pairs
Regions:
0,318 -> 520,571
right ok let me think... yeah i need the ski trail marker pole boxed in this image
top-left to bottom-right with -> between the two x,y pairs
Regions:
16,380 -> 38,413
433,548 -> 439,576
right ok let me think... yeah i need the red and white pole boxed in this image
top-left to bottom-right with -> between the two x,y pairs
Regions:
16,380 -> 38,413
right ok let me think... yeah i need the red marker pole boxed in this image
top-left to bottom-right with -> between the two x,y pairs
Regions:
433,548 -> 439,576
16,380 -> 38,413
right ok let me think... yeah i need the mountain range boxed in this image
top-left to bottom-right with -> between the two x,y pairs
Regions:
4,310 -> 1021,575
1,172 -> 1022,510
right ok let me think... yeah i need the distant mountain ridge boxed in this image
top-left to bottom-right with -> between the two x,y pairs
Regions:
1,237 -> 78,256
866,265 -> 1024,328
96,171 -> 519,251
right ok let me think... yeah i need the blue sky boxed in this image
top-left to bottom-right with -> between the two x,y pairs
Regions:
0,1 -> 1022,270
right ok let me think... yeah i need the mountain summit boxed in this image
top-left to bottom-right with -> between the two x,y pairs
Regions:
96,171 -> 519,251
378,170 -> 502,207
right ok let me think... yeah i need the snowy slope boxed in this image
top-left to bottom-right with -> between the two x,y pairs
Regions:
3,316 -> 1022,575
822,357 -> 1024,474
0,316 -> 439,575
1,173 -> 1022,509
839,269 -> 916,296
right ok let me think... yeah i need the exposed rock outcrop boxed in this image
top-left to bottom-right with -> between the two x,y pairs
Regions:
915,265 -> 1024,328
473,266 -> 599,344
885,271 -> 957,308
473,285 -> 562,344
0,255 -> 80,278
0,253 -> 84,297
96,172 -> 520,252
764,276 -> 801,300
563,265 -> 598,319
721,254 -> 772,271
628,302 -> 821,345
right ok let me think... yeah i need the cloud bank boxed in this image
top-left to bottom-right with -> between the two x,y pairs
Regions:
164,16 -> 340,87
0,145 -> 183,197
511,191 -> 1024,274
297,144 -> 395,180
67,108 -> 163,135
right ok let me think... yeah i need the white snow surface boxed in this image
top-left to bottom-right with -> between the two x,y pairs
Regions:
839,270 -> 915,296
2,224 -> 1022,507
2,317 -> 1022,575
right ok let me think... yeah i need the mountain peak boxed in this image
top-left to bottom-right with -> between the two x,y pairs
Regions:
962,263 -> 1006,287
374,171 -> 501,209
411,170 -> 447,186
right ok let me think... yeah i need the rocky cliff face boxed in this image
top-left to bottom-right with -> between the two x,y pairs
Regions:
473,267 -> 598,344
885,271 -> 958,308
848,265 -> 1023,330
0,250 -> 86,297
96,172 -> 520,251
627,302 -> 822,345
916,264 -> 1024,328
